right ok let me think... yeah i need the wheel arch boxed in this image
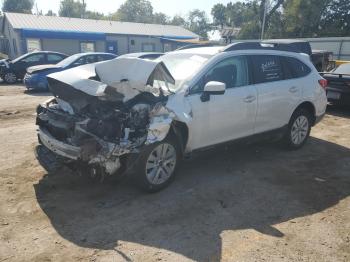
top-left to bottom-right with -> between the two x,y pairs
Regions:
169,120 -> 189,154
292,101 -> 316,125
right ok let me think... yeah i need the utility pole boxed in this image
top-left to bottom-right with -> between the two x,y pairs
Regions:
261,0 -> 268,40
82,0 -> 86,19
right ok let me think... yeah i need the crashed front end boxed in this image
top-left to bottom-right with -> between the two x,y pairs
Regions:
36,58 -> 176,177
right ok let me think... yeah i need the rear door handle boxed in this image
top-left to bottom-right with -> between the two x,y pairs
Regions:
289,86 -> 299,93
244,95 -> 256,103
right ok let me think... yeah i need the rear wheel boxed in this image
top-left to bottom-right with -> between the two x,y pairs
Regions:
284,108 -> 312,149
133,137 -> 180,192
3,72 -> 17,84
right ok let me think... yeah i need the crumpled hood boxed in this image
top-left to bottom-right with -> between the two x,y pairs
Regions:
27,64 -> 62,74
47,58 -> 175,109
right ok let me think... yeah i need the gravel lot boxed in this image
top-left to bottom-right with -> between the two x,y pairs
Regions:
0,84 -> 349,262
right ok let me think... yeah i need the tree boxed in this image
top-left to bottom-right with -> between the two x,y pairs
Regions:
187,9 -> 210,39
283,0 -> 331,38
59,0 -> 85,18
211,3 -> 226,28
322,0 -> 350,36
153,12 -> 169,24
259,0 -> 284,31
46,10 -> 57,16
208,0 -> 350,39
2,0 -> 34,14
113,0 -> 154,23
170,15 -> 186,26
85,11 -> 106,20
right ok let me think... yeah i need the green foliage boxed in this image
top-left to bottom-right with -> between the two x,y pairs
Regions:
283,0 -> 328,37
58,0 -> 107,20
153,12 -> 169,24
112,0 -> 154,23
59,0 -> 85,18
210,0 -> 350,39
187,9 -> 210,39
238,20 -> 261,39
170,15 -> 186,27
225,1 -> 258,27
2,0 -> 34,14
282,0 -> 350,38
211,3 -> 226,28
322,0 -> 350,36
85,11 -> 106,20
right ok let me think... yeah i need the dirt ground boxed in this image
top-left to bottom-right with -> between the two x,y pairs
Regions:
0,84 -> 349,262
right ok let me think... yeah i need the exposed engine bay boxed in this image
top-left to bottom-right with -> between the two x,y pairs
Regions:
36,58 -> 178,178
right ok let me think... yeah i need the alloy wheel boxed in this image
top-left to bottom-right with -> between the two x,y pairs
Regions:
4,72 -> 17,84
145,143 -> 177,185
291,115 -> 309,145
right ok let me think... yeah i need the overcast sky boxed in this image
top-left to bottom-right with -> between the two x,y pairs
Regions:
33,0 -> 235,19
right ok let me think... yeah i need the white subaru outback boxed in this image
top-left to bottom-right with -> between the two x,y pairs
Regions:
36,43 -> 327,192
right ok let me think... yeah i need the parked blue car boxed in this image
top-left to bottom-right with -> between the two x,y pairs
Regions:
24,52 -> 117,91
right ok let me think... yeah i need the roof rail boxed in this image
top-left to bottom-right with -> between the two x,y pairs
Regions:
176,43 -> 215,51
222,41 -> 307,54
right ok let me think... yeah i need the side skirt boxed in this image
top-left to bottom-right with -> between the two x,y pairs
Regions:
184,125 -> 288,159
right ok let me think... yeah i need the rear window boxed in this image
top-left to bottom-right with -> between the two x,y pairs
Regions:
252,55 -> 283,84
282,56 -> 311,79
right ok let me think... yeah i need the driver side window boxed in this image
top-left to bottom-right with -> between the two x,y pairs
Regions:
190,56 -> 249,94
22,54 -> 45,63
72,57 -> 86,67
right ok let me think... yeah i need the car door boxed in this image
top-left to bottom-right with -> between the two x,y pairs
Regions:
186,55 -> 258,150
251,55 -> 302,134
14,53 -> 46,78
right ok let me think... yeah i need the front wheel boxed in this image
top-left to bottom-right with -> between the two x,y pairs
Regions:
133,137 -> 180,192
3,72 -> 17,84
284,108 -> 312,149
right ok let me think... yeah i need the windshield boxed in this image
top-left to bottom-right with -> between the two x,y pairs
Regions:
157,53 -> 211,90
56,54 -> 81,67
12,53 -> 32,63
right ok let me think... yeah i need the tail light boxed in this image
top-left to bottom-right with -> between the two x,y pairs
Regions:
318,79 -> 328,89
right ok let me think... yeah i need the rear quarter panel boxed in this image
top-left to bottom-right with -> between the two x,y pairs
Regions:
301,68 -> 327,117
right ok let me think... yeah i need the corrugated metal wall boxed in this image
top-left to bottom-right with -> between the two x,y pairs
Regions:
303,37 -> 350,60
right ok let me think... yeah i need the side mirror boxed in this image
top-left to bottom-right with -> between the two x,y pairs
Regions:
200,81 -> 226,102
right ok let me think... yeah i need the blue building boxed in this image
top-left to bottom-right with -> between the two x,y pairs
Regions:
1,12 -> 199,58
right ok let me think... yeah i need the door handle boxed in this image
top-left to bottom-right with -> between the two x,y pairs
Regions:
244,95 -> 256,103
289,86 -> 299,93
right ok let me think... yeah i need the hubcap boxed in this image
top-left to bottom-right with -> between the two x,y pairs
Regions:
5,73 -> 16,83
291,115 -> 309,145
145,143 -> 177,185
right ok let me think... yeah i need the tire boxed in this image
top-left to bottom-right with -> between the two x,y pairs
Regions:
283,108 -> 312,150
132,136 -> 180,193
3,72 -> 17,84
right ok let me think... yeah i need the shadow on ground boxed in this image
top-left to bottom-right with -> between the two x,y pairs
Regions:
34,137 -> 350,261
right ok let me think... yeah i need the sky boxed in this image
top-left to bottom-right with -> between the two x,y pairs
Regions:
33,0 -> 235,19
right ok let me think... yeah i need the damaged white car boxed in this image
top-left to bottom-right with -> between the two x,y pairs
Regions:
36,43 -> 327,192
